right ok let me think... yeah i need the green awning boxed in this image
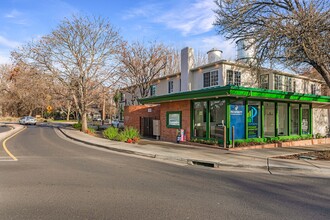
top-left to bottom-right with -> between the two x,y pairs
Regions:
139,85 -> 330,107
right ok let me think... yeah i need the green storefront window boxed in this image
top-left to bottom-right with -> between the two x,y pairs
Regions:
278,103 -> 288,136
264,102 -> 275,137
210,100 -> 226,139
193,101 -> 207,138
291,104 -> 299,135
302,104 -> 310,134
248,101 -> 261,138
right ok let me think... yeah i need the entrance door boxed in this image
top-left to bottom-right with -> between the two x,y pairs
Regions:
140,117 -> 154,137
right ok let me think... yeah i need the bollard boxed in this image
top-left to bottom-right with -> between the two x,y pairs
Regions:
223,125 -> 227,148
231,126 -> 235,148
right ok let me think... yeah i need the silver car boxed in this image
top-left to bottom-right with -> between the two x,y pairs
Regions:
19,116 -> 37,125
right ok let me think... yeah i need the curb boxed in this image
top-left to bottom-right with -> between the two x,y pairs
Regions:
0,124 -> 25,142
57,127 -> 330,177
57,128 -> 157,159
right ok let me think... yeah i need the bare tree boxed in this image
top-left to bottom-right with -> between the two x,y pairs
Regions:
214,0 -> 330,87
0,64 -> 12,117
13,15 -> 123,132
118,41 -> 171,101
163,48 -> 181,76
0,63 -> 51,117
194,50 -> 208,67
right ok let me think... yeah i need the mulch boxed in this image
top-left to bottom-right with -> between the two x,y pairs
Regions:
275,150 -> 330,160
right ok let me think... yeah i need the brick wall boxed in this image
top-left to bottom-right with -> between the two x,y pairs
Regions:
160,100 -> 191,142
124,105 -> 160,133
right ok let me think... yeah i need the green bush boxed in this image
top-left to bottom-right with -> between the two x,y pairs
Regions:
88,127 -> 96,134
103,127 -> 119,140
234,139 -> 247,146
190,138 -> 219,145
116,132 -> 128,142
121,127 -> 140,140
72,123 -> 82,130
103,126 -> 140,143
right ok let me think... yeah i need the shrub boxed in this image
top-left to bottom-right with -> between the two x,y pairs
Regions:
315,133 -> 323,139
103,127 -> 119,140
121,127 -> 140,141
190,138 -> 219,145
115,132 -> 128,142
234,140 -> 247,147
103,126 -> 140,143
87,127 -> 96,134
72,123 -> 82,130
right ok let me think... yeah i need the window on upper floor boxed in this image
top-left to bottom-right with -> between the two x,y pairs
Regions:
226,70 -> 241,86
168,80 -> 174,93
284,76 -> 293,92
311,84 -> 316,95
274,74 -> 283,90
260,74 -> 269,89
150,85 -> 156,96
203,70 -> 218,88
292,79 -> 296,93
303,81 -> 308,93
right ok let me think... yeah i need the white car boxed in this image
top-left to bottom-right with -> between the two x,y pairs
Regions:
111,120 -> 124,128
19,116 -> 37,125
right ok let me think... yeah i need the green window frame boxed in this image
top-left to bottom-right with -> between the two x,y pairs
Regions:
166,111 -> 182,128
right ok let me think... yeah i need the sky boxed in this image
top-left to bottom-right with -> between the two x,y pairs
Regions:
0,0 -> 236,64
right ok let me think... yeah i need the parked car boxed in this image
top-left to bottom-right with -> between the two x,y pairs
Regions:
92,117 -> 102,122
111,120 -> 124,128
19,116 -> 37,125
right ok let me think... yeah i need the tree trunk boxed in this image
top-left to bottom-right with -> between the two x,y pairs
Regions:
66,102 -> 71,121
313,63 -> 330,88
81,111 -> 88,132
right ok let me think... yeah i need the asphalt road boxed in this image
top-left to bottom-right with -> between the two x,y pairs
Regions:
1,126 -> 329,220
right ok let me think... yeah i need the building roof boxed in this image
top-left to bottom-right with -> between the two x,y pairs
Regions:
139,85 -> 330,108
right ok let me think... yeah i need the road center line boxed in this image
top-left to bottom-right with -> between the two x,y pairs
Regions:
2,127 -> 26,161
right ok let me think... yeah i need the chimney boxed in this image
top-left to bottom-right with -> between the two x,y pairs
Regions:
181,47 -> 194,92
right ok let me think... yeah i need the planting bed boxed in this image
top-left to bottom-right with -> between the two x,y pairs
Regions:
275,150 -> 330,160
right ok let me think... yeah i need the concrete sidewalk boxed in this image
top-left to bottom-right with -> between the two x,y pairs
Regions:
58,126 -> 330,178
0,123 -> 25,141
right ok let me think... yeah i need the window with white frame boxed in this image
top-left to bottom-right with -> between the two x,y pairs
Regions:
303,80 -> 308,93
168,80 -> 174,93
203,70 -> 218,88
292,79 -> 296,92
274,74 -> 283,90
226,70 -> 241,86
150,85 -> 156,96
284,76 -> 293,92
260,74 -> 269,89
311,84 -> 316,95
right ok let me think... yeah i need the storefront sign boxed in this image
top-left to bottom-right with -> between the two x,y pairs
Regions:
230,104 -> 245,139
167,111 -> 182,128
169,114 -> 180,126
248,105 -> 259,138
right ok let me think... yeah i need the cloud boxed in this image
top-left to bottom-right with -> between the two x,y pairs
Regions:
122,4 -> 161,20
4,9 -> 29,25
123,0 -> 217,36
5,9 -> 22,18
155,0 -> 216,36
0,35 -> 20,48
